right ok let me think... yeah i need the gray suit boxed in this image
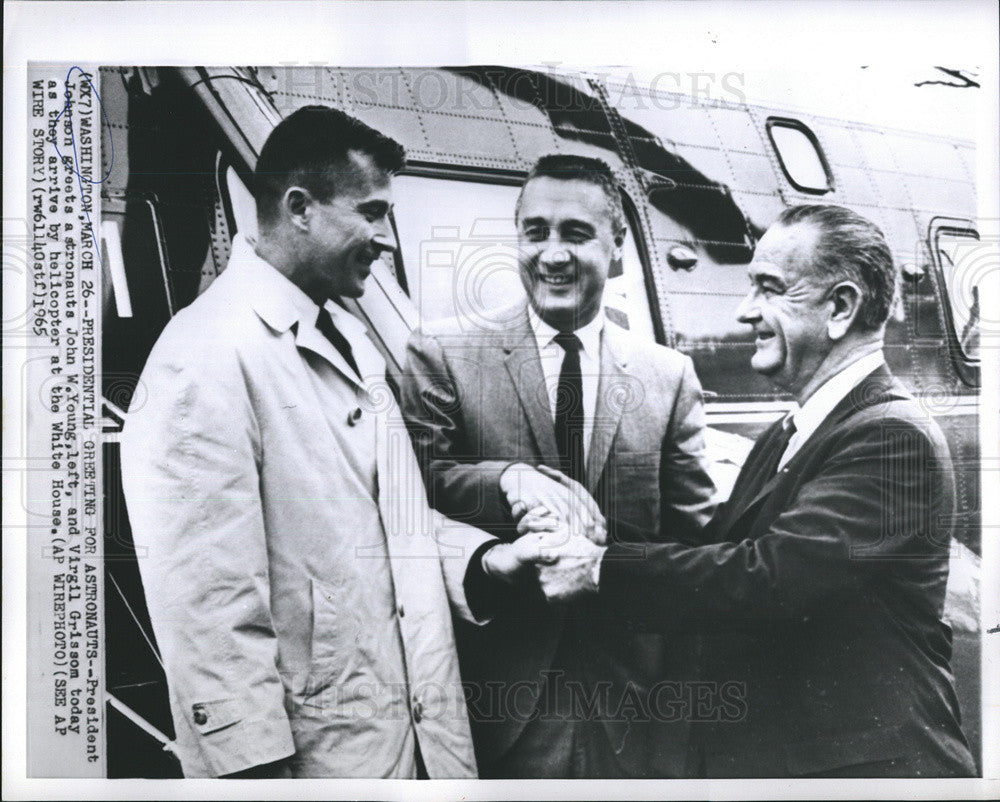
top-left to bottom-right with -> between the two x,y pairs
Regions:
401,304 -> 716,776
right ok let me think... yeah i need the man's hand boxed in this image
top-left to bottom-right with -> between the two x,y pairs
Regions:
515,505 -> 607,546
481,531 -> 559,585
535,531 -> 607,604
500,463 -> 605,543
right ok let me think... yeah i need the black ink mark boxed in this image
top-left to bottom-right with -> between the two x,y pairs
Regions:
914,67 -> 980,89
48,66 -> 115,271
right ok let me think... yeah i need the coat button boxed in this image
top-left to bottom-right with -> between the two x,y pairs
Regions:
397,604 -> 405,618
347,408 -> 362,426
192,705 -> 208,726
412,699 -> 423,724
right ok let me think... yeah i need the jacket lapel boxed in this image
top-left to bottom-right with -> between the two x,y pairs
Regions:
712,418 -> 787,536
293,320 -> 363,389
586,326 -> 627,495
502,309 -> 560,464
727,364 -> 905,530
234,240 -> 364,390
740,453 -> 793,519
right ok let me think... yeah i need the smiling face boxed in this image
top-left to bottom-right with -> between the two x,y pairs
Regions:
295,150 -> 396,304
516,176 -> 623,332
736,222 -> 833,396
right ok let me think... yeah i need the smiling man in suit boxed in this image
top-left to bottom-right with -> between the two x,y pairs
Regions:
400,154 -> 716,778
533,204 -> 977,777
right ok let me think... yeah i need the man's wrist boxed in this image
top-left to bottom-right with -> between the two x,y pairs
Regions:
481,542 -> 500,577
498,461 -> 529,500
481,541 -> 513,583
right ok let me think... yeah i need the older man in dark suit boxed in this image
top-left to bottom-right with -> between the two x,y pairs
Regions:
401,154 -> 716,778
534,204 -> 977,777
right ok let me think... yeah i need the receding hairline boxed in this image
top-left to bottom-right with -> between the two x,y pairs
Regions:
774,219 -> 823,265
257,150 -> 395,229
515,173 -> 625,228
317,149 -> 394,192
752,219 -> 824,278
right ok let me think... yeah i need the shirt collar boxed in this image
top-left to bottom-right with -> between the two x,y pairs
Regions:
527,304 -> 605,359
790,349 -> 886,437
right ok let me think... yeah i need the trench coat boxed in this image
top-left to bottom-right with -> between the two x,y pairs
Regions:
121,237 -> 490,778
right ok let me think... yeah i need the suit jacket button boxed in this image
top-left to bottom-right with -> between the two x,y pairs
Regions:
192,705 -> 208,726
347,408 -> 362,426
397,604 -> 405,618
412,699 -> 423,723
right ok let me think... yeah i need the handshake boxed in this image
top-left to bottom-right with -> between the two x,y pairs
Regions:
485,463 -> 608,603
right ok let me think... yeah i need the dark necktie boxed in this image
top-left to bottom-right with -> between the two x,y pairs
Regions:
714,414 -> 797,538
316,307 -> 361,379
759,415 -> 797,478
553,331 -> 585,484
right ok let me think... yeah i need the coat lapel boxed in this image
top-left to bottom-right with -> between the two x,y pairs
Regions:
586,326 -> 627,495
740,452 -> 793,518
235,240 -> 364,390
293,321 -> 363,389
712,418 -> 787,536
725,364 -> 905,532
502,310 -> 560,464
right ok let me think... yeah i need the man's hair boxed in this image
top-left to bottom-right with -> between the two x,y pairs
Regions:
776,204 -> 897,331
254,105 -> 406,226
515,154 -> 625,233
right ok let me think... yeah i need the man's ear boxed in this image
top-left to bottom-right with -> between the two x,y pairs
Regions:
827,280 -> 863,340
282,186 -> 312,232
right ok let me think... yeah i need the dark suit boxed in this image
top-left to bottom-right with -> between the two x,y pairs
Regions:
401,305 -> 716,776
599,365 -> 976,777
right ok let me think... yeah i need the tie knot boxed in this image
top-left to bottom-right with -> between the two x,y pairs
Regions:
553,331 -> 583,353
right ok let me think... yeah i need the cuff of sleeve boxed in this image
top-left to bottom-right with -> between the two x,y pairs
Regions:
464,539 -> 504,623
595,541 -> 636,616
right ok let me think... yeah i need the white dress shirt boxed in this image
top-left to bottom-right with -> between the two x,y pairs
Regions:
527,304 -> 605,462
777,349 -> 886,471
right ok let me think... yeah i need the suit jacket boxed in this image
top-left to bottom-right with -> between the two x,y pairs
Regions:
121,238 -> 489,778
400,304 -> 716,774
599,365 -> 977,777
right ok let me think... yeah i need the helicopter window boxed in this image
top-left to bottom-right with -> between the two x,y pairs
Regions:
933,223 -> 981,361
390,173 -> 656,341
766,118 -> 834,195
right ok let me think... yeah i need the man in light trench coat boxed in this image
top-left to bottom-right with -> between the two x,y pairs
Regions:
121,106 -> 536,778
